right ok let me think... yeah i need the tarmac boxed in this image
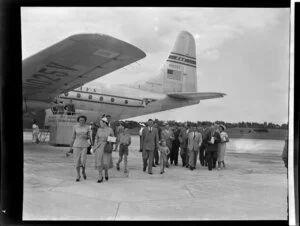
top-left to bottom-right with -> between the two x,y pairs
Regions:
23,135 -> 288,220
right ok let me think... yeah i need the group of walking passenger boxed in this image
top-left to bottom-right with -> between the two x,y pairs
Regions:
68,115 -> 229,182
69,114 -> 131,183
140,119 -> 230,173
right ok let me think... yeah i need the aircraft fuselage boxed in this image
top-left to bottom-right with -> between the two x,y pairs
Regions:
24,83 -> 199,122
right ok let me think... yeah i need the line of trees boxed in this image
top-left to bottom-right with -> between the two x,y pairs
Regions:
121,120 -> 288,130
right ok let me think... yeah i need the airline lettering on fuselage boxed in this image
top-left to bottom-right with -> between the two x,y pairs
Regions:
23,62 -> 77,89
77,87 -> 97,93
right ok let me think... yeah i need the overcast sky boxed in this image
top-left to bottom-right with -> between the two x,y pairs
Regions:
21,7 -> 290,124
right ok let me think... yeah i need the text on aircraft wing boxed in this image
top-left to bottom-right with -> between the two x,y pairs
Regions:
22,33 -> 146,102
167,92 -> 226,100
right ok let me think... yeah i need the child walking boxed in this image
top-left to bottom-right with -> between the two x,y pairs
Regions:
158,139 -> 170,174
116,127 -> 131,173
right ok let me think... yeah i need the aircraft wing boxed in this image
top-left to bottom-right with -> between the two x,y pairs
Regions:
167,92 -> 226,100
23,33 -> 146,102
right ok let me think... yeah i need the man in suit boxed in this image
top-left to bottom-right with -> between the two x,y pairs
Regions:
187,125 -> 202,170
197,126 -> 206,167
171,123 -> 181,166
179,123 -> 189,167
141,119 -> 159,174
204,125 -> 221,171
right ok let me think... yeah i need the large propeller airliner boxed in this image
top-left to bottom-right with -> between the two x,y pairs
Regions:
23,31 -> 226,123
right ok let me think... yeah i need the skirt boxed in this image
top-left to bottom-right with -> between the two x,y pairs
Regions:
217,143 -> 226,162
95,142 -> 113,170
73,147 -> 87,167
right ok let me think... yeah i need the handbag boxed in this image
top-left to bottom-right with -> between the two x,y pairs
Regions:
104,142 -> 113,153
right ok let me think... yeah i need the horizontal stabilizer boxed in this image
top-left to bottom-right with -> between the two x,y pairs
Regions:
168,92 -> 226,100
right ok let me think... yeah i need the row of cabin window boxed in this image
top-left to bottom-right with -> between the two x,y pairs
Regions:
64,92 -> 129,104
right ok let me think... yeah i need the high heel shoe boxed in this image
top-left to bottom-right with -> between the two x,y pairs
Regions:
105,176 -> 109,181
97,178 -> 103,183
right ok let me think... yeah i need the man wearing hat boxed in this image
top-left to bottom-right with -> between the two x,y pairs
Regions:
141,119 -> 159,174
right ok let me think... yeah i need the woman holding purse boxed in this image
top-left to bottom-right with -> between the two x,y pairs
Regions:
93,117 -> 115,183
70,115 -> 91,182
217,124 -> 229,169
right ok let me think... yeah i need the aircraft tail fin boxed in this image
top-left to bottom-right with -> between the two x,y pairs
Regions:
138,31 -> 197,94
162,31 -> 197,93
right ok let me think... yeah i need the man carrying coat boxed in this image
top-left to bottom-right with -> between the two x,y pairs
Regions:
141,119 -> 159,174
187,125 -> 202,170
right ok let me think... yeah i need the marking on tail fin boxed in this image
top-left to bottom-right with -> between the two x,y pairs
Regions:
167,69 -> 182,81
168,55 -> 196,65
166,59 -> 196,68
171,52 -> 196,59
167,53 -> 196,68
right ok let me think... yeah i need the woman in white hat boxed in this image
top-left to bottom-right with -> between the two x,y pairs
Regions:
217,124 -> 229,169
93,117 -> 115,183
